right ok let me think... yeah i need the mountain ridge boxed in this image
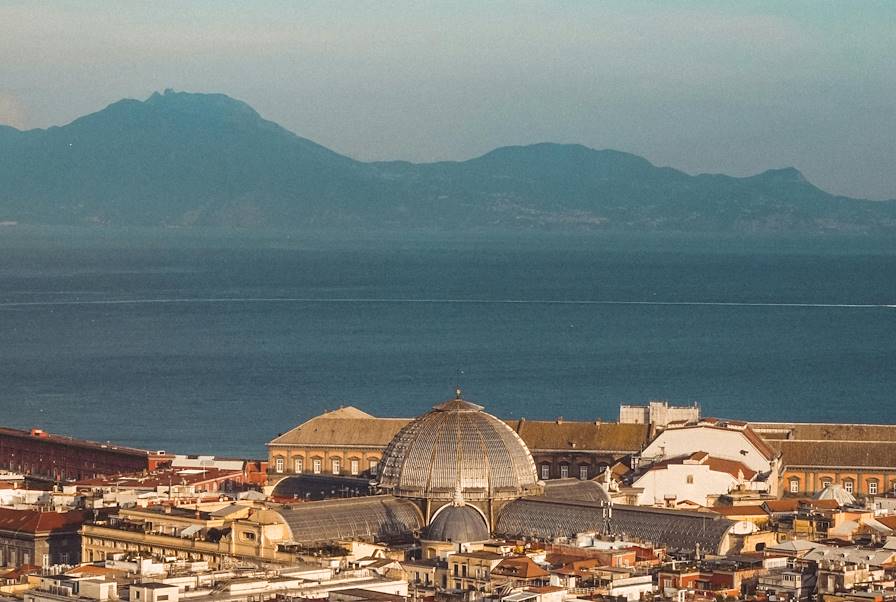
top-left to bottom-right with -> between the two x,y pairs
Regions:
1,89 -> 893,232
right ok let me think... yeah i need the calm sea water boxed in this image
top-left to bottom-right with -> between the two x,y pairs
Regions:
1,228 -> 894,458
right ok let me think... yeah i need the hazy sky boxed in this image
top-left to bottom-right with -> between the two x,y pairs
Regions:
2,1 -> 894,199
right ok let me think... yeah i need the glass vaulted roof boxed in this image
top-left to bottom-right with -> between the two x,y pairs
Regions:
377,395 -> 540,501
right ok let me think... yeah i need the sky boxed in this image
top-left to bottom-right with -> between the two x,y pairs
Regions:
1,1 -> 894,199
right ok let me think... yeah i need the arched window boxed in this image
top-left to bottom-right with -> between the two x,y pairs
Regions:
579,465 -> 589,480
843,479 -> 854,494
274,457 -> 284,473
541,464 -> 551,480
789,479 -> 800,494
293,457 -> 303,473
868,479 -> 879,495
560,464 -> 569,479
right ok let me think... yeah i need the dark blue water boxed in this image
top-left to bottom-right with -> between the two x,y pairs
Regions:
1,228 -> 894,458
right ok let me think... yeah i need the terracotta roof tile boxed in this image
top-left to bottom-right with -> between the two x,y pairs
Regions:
269,417 -> 411,447
751,422 -> 896,442
772,440 -> 896,469
493,557 -> 550,579
269,410 -> 650,453
0,508 -> 88,534
762,498 -> 840,513
507,420 -> 649,453
646,452 -> 757,480
876,516 -> 896,530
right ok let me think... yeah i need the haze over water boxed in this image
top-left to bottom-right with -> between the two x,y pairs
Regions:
1,228 -> 894,458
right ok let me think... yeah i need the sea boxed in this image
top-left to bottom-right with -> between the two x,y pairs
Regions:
1,227 -> 894,459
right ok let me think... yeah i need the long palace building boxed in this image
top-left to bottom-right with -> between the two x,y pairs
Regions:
268,400 -> 896,499
266,403 -> 650,484
0,426 -> 168,481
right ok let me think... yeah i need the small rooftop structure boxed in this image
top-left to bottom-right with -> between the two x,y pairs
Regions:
814,483 -> 856,506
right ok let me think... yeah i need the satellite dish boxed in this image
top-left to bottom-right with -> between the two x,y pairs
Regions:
731,520 -> 758,535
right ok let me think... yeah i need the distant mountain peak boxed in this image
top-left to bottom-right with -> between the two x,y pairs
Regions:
754,166 -> 807,183
142,89 -> 262,121
0,92 -> 893,232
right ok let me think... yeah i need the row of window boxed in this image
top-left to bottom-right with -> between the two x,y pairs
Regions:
789,477 -> 890,495
540,463 -> 591,480
273,456 -> 378,476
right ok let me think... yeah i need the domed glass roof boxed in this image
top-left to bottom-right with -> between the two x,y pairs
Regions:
377,393 -> 540,501
424,503 -> 490,542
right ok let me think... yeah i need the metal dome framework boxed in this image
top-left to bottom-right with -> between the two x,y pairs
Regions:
424,502 -> 490,543
376,396 -> 540,502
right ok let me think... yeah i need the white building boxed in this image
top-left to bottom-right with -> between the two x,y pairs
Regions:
628,451 -> 761,507
638,418 -> 780,497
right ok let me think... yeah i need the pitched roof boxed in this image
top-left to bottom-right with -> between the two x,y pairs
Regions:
321,406 -> 375,419
751,422 -> 896,442
269,415 -> 410,447
643,452 -> 757,480
772,440 -> 896,469
0,508 -> 88,534
505,420 -> 649,453
492,557 -> 550,579
762,498 -> 840,513
710,505 -> 768,517
877,516 -> 896,530
269,409 -> 650,453
652,421 -> 777,462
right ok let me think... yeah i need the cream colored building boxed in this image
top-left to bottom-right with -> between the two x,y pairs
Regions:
80,497 -> 422,569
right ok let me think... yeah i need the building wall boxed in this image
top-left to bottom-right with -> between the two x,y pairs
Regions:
632,464 -> 740,507
267,445 -> 383,480
0,530 -> 80,569
531,452 -> 616,481
268,445 -> 628,485
619,401 -> 700,428
447,555 -> 502,592
81,521 -> 294,569
0,429 -> 151,481
782,468 -> 896,497
641,427 -> 772,474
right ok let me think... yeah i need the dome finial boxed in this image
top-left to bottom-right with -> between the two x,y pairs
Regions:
455,385 -> 463,400
452,483 -> 466,507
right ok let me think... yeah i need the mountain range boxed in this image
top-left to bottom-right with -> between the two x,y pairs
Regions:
1,89 -> 894,233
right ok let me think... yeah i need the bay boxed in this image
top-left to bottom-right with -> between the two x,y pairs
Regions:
1,227 -> 894,458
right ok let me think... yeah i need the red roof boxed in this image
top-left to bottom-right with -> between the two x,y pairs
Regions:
710,505 -> 768,516
493,556 -> 550,579
0,508 -> 88,534
647,451 -> 757,480
1,564 -> 41,581
763,498 -> 840,513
